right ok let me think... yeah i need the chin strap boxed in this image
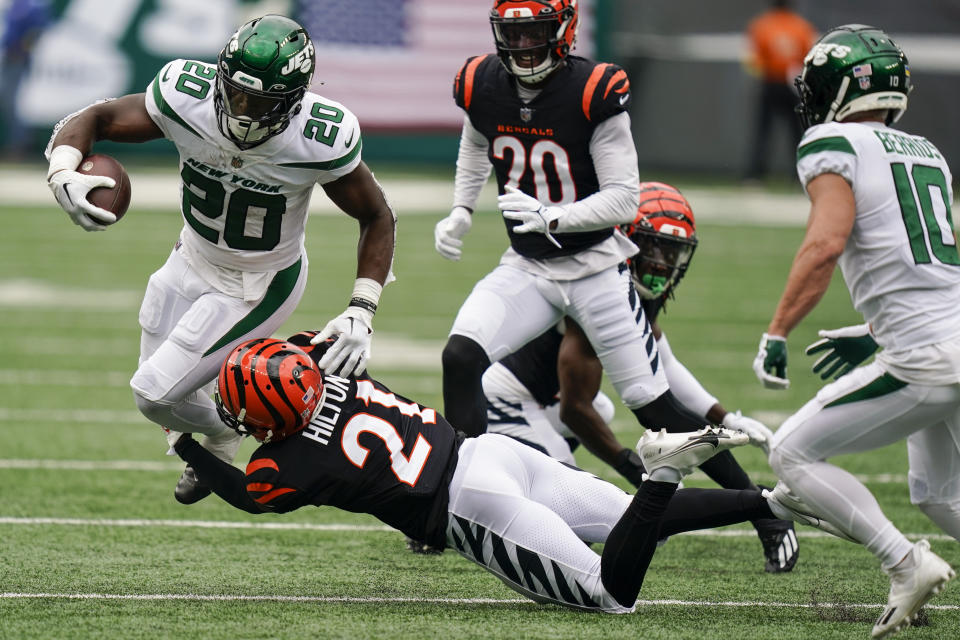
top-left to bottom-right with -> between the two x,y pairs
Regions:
824,75 -> 851,124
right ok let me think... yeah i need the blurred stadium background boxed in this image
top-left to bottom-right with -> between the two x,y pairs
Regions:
1,0 -> 958,176
3,2 -> 960,639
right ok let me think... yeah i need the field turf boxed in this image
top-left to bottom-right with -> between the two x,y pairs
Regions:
1,179 -> 958,639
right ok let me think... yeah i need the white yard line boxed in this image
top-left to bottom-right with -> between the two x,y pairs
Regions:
0,333 -> 443,370
0,591 -> 957,610
0,458 -> 908,485
0,517 -> 393,531
0,369 -> 133,387
0,459 -> 183,471
0,408 -> 146,424
0,516 -> 950,543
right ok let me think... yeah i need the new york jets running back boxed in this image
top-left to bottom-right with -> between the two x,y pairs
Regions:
44,15 -> 396,505
753,24 -> 958,639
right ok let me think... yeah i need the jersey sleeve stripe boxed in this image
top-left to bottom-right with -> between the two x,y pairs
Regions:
150,76 -> 202,139
277,140 -> 362,171
582,63 -> 611,121
246,458 -> 280,474
246,482 -> 276,492
253,487 -> 298,504
463,54 -> 490,111
797,136 -> 856,161
204,257 -> 303,356
602,69 -> 629,99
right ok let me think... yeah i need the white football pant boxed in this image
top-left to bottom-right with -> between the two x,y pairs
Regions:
450,264 -> 668,410
447,434 -> 634,612
130,248 -> 307,438
770,362 -> 960,568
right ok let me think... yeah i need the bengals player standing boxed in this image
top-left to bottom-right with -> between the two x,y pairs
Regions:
436,0 -> 653,438
434,0 -> 798,573
175,336 -> 844,611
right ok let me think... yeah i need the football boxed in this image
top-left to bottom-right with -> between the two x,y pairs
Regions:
76,153 -> 131,223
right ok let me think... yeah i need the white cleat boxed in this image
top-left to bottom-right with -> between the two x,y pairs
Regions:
872,540 -> 955,639
762,482 -> 857,543
636,426 -> 749,477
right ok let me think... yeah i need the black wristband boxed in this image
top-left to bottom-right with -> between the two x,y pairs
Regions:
348,297 -> 378,314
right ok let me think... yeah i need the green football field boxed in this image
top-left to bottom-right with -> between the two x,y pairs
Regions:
1,175 -> 958,640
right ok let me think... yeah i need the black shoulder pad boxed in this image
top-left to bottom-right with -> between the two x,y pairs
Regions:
582,62 -> 631,123
453,54 -> 494,111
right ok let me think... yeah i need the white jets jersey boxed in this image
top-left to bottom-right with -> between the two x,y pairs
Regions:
797,121 -> 960,352
145,58 -> 362,273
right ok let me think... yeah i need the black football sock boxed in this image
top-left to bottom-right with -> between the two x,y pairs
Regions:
630,390 -> 704,433
600,480 -> 677,607
440,335 -> 491,437
658,488 -> 776,538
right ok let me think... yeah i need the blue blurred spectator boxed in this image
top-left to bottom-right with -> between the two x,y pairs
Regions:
1,0 -> 52,160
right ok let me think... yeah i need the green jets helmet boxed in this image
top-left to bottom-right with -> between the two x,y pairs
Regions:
795,24 -> 911,130
215,14 -> 315,149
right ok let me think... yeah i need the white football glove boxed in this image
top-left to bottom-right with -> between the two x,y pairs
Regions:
722,411 -> 774,454
498,185 -> 563,248
311,306 -> 374,377
434,206 -> 472,261
48,169 -> 117,231
753,333 -> 789,390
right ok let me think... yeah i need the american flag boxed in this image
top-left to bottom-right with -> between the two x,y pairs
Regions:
296,0 -> 594,131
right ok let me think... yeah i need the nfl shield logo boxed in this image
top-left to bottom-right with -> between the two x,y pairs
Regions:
231,156 -> 244,169
520,106 -> 533,122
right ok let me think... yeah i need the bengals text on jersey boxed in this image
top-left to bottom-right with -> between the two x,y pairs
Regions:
453,54 -> 631,259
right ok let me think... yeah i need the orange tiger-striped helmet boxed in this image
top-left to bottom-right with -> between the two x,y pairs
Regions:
620,182 -> 698,300
215,338 -> 324,443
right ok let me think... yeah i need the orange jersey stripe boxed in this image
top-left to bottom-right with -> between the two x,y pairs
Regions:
463,54 -> 490,110
246,482 -> 275,492
582,63 -> 611,121
254,487 -> 297,504
603,69 -> 629,99
246,458 -> 279,475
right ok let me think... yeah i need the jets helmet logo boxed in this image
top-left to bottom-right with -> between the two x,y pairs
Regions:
807,43 -> 852,66
281,42 -> 315,75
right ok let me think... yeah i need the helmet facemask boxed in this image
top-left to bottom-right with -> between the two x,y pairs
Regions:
627,231 -> 697,300
490,1 -> 578,85
215,72 -> 304,149
214,15 -> 315,150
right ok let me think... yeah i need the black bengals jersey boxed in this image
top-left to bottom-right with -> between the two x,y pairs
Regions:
453,54 -> 631,260
176,374 -> 463,549
499,326 -> 563,407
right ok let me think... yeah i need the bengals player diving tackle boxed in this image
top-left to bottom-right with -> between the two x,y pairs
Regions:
173,335 -> 846,612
